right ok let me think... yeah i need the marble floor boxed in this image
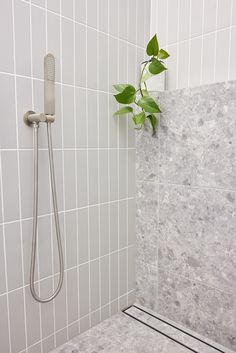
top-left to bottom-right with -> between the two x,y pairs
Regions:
51,304 -> 235,353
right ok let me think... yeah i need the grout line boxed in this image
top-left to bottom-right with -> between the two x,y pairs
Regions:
0,152 -> 12,353
11,0 -> 29,351
72,0 -> 81,336
187,0 -> 192,87
97,0 -> 102,324
59,0 -> 68,346
84,0 -> 92,329
176,0 -> 180,89
0,197 -> 136,227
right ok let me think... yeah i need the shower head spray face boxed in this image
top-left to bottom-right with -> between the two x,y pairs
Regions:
44,53 -> 55,116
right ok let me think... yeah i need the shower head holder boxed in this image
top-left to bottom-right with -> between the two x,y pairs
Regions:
24,110 -> 55,127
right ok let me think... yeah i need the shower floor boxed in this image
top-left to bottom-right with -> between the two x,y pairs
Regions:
51,304 -> 234,353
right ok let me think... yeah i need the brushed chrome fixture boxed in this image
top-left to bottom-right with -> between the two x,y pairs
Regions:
24,54 -> 64,303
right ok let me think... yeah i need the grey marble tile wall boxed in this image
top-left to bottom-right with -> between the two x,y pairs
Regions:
136,80 -> 236,351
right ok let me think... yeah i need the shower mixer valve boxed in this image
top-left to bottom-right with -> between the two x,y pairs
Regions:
24,110 -> 55,126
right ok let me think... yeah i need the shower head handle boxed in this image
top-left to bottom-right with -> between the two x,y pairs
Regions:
44,53 -> 55,116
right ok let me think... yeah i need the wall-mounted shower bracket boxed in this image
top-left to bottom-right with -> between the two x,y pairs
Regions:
24,110 -> 55,127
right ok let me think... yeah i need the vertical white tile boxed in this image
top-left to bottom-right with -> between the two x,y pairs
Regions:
108,37 -> 118,92
128,0 -> 137,44
0,226 -> 6,294
100,203 -> 109,256
1,151 -> 20,222
22,219 -> 38,286
229,27 -> 236,80
0,295 -> 10,353
25,285 -> 41,347
67,267 -> 78,324
99,150 -> 109,203
109,149 -> 118,201
100,255 -> 109,306
119,200 -> 127,248
42,335 -> 54,353
77,150 -> 88,208
65,210 -> 77,268
54,275 -> 67,330
232,0 -> 236,25
14,0 -> 31,76
87,90 -> 98,147
62,18 -> 74,85
119,249 -> 127,296
110,252 -> 118,300
167,0 -> 178,45
203,0 -> 217,34
87,28 -> 98,89
98,33 -> 109,92
47,12 -> 61,82
109,0 -> 118,37
64,150 -> 76,210
166,44 -> 178,90
75,0 -> 86,24
56,328 -> 67,347
62,85 -> 75,148
191,0 -> 204,38
99,93 -> 109,148
87,0 -> 98,28
0,75 -> 17,149
128,149 -> 136,197
37,216 -> 53,279
202,33 -> 215,84
99,0 -> 109,33
47,0 -> 60,13
215,29 -> 230,82
77,208 -> 89,264
90,259 -> 100,311
75,88 -> 87,148
89,205 -> 99,260
31,6 -> 46,79
189,37 -> 202,87
40,278 -> 54,338
61,0 -> 73,19
0,0 -> 14,72
119,0 -> 128,41
79,263 -> 89,317
88,150 -> 99,205
179,0 -> 190,41
9,288 -> 26,353
110,202 -> 118,252
178,41 -> 189,88
128,246 -> 136,291
119,149 -> 127,199
157,0 -> 168,46
128,198 -> 136,246
75,23 -> 86,87
217,0 -> 232,29
5,221 -> 23,290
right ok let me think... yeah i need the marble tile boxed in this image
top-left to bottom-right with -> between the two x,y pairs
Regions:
158,183 -> 236,293
50,312 -> 191,353
136,127 -> 159,182
157,80 -> 236,189
157,269 -> 236,351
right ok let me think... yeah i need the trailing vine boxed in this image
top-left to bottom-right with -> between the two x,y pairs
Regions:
113,34 -> 169,135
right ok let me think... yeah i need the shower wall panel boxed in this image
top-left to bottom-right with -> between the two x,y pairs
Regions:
0,0 -> 150,352
136,80 -> 236,351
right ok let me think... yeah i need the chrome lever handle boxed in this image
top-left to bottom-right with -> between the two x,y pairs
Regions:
24,110 -> 55,126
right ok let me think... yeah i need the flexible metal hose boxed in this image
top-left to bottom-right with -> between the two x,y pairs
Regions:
30,122 -> 64,303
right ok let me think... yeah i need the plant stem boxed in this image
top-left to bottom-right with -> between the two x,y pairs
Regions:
139,61 -> 149,97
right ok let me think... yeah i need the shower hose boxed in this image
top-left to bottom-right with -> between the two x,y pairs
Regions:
30,122 -> 64,303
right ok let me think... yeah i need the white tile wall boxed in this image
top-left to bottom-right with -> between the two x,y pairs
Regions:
0,0 -> 151,352
150,0 -> 236,90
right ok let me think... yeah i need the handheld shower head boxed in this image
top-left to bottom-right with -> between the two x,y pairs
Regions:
44,53 -> 55,116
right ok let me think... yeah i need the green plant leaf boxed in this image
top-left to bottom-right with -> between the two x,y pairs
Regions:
133,112 -> 146,125
114,106 -> 133,115
113,84 -> 130,92
146,34 -> 159,56
147,114 -> 158,132
114,85 -> 136,104
141,67 -> 154,82
142,89 -> 149,97
149,58 -> 167,75
138,96 -> 161,113
158,49 -> 170,59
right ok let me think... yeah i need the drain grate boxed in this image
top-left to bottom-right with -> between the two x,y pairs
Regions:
123,305 -> 226,353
